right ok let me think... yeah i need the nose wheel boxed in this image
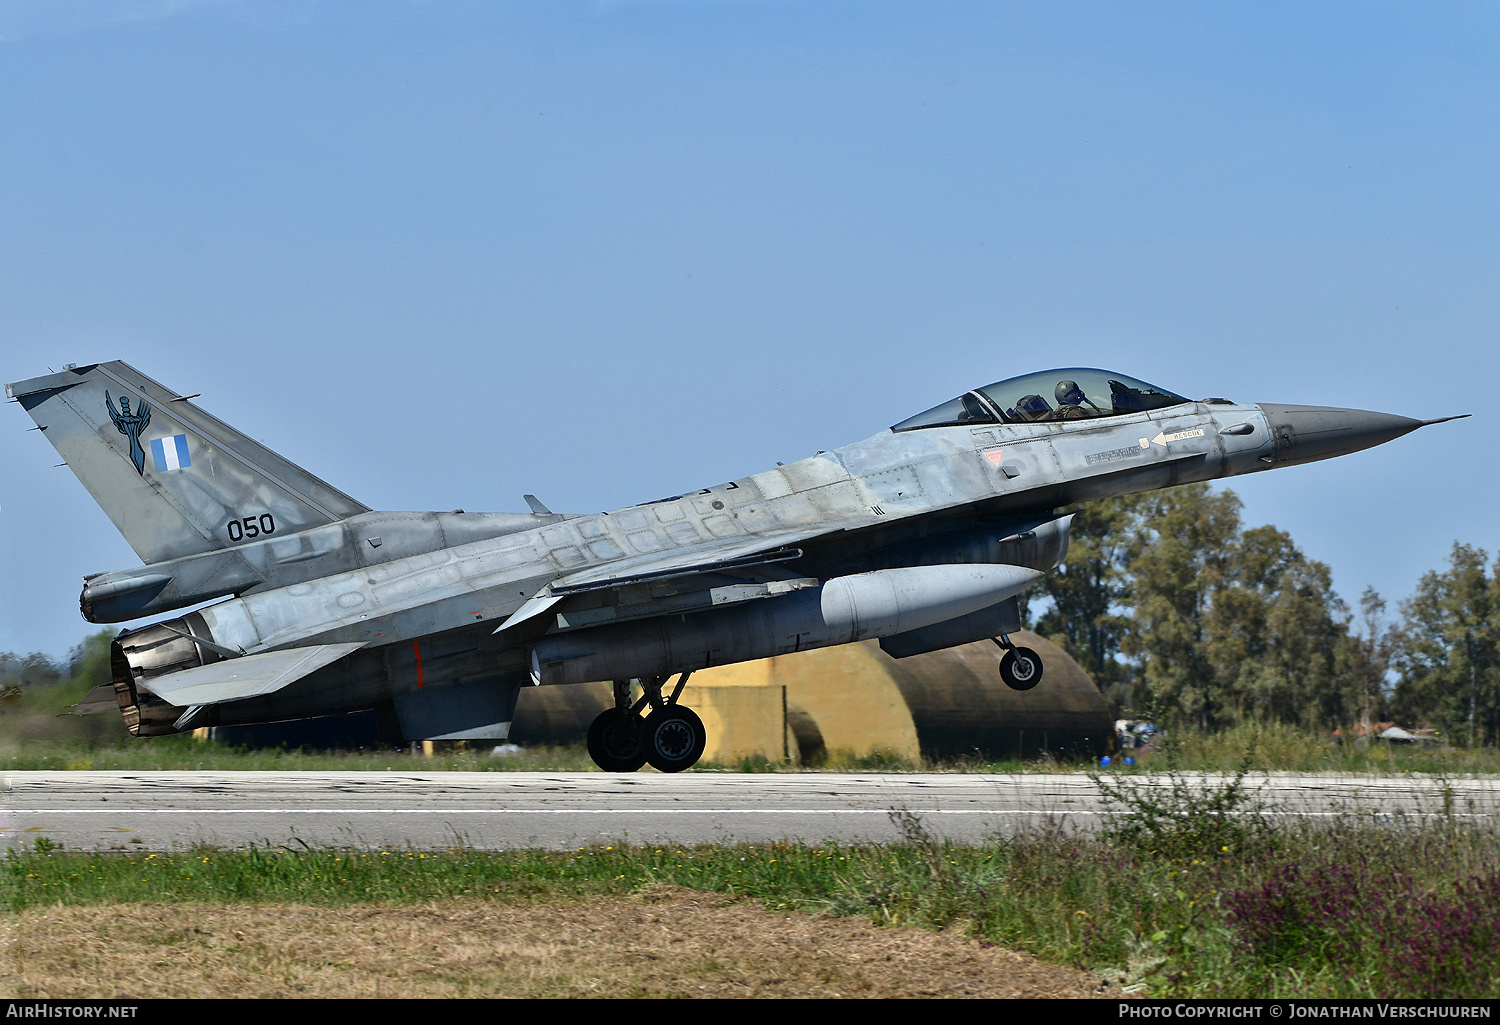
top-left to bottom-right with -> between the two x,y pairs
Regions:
586,673 -> 703,772
992,635 -> 1043,691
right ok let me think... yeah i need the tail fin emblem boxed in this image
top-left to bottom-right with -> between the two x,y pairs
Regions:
105,391 -> 152,475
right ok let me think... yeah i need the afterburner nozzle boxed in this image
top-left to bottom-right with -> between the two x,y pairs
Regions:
1257,404 -> 1458,467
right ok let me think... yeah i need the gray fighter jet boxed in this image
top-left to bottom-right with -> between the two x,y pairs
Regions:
7,362 -> 1462,771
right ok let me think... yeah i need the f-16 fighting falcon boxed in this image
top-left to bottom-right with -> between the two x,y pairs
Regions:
7,362 -> 1464,772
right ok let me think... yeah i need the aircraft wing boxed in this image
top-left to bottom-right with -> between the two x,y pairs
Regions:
493,523 -> 845,636
554,527 -> 836,591
135,642 -> 366,707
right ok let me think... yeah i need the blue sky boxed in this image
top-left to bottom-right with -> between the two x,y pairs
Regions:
2,1 -> 1496,658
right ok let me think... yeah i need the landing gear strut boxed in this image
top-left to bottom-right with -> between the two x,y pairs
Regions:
586,673 -> 705,773
992,635 -> 1043,691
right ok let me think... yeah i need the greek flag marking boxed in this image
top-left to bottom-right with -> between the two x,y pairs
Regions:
150,434 -> 191,472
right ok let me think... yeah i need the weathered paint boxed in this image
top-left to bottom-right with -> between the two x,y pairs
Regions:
8,361 -> 1448,740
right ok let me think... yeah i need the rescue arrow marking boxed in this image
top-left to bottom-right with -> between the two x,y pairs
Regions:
1147,427 -> 1205,447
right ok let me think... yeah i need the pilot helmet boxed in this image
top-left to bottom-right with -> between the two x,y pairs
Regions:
1055,380 -> 1086,406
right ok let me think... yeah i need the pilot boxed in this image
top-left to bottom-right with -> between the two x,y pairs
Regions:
1053,380 -> 1099,420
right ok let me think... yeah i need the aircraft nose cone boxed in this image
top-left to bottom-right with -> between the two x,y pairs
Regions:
1258,404 -> 1427,466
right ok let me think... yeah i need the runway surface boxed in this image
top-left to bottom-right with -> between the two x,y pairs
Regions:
4,771 -> 1498,852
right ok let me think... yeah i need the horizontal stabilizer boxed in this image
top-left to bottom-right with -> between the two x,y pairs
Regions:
137,642 -> 365,707
69,684 -> 119,716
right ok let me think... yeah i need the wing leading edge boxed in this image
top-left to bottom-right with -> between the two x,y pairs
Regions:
493,524 -> 841,637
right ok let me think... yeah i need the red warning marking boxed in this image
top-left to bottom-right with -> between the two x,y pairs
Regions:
983,449 -> 1005,467
413,640 -> 424,689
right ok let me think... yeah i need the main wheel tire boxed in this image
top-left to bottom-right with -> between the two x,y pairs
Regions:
587,708 -> 647,772
643,706 -> 707,773
999,646 -> 1043,691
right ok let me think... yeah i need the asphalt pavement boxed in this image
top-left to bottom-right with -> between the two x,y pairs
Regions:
5,771 -> 1498,852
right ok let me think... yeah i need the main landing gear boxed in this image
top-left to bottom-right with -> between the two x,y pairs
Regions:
992,635 -> 1043,691
586,674 -> 707,773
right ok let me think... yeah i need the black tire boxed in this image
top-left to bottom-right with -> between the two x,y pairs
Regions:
642,706 -> 707,773
999,647 -> 1043,691
587,708 -> 647,772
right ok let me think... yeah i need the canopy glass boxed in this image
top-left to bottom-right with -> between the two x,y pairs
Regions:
893,368 -> 1190,431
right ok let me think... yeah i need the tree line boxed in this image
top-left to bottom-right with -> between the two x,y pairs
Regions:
1028,483 -> 1500,743
0,630 -> 113,708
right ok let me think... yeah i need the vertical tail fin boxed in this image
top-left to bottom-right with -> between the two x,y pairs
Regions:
7,362 -> 369,564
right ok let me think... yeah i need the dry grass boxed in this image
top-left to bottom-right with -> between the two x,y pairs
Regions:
1,886 -> 1124,999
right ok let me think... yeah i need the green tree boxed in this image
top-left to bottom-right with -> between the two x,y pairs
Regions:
1201,523 -> 1304,724
1113,485 -> 1354,731
1249,556 -> 1349,729
1034,495 -> 1144,709
1121,484 -> 1244,730
67,630 -> 115,688
1338,587 -> 1394,733
1391,543 -> 1500,746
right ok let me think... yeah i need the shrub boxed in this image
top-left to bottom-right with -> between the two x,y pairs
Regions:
1091,761 -> 1268,859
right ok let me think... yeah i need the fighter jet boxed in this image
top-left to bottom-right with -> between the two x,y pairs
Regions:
7,362 -> 1462,772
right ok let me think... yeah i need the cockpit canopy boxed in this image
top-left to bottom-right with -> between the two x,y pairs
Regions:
892,368 -> 1191,432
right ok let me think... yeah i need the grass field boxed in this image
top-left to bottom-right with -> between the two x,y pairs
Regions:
7,809 -> 1500,998
6,719 -> 1500,775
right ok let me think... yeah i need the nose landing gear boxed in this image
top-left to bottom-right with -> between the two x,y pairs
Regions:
992,635 -> 1043,691
586,673 -> 705,773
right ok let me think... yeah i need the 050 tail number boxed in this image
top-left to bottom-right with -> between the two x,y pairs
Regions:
227,514 -> 276,542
